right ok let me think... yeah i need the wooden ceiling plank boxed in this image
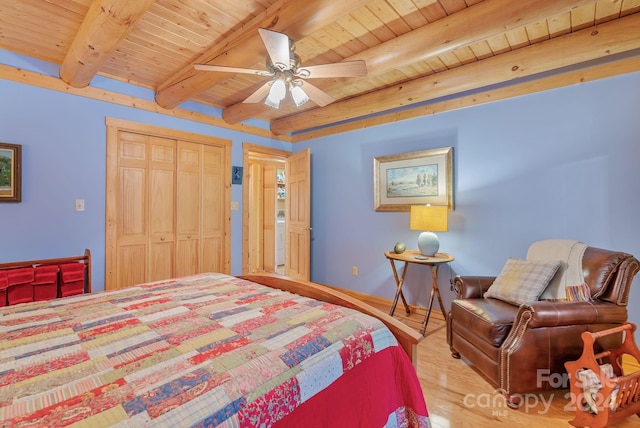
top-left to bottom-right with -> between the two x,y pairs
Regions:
0,16 -> 74,61
547,12 -> 572,38
349,7 -> 397,42
366,0 -> 413,36
40,0 -> 92,16
313,25 -> 363,57
335,15 -> 384,48
0,34 -> 62,64
386,0 -> 429,29
594,0 -> 621,24
451,46 -> 478,65
621,0 -> 640,15
468,40 -> 496,60
504,27 -> 531,50
139,8 -> 218,47
570,3 -> 597,31
270,12 -> 640,134
223,0 -> 602,124
154,0 -> 375,109
59,0 -> 155,88
524,21 -> 551,44
413,0 -> 448,22
437,0 -> 469,15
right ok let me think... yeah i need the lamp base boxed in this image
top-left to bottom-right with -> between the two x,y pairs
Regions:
417,231 -> 439,256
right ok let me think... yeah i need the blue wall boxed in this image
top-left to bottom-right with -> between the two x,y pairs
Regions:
296,71 -> 640,328
1,49 -> 639,328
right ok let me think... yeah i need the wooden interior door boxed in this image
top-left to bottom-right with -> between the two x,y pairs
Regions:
262,164 -> 277,272
246,162 -> 264,273
285,148 -> 311,280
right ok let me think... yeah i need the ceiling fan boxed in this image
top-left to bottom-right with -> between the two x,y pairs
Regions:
194,28 -> 367,109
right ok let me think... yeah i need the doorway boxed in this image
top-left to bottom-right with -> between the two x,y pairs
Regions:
242,144 -> 288,275
241,144 -> 311,280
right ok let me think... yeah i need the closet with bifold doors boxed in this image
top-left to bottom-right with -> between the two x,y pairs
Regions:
105,118 -> 231,291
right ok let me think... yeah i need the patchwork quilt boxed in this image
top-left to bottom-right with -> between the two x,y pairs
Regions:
0,273 -> 429,427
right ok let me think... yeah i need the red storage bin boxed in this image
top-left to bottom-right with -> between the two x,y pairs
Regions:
7,267 -> 35,305
32,264 -> 59,301
0,271 -> 7,306
59,263 -> 86,297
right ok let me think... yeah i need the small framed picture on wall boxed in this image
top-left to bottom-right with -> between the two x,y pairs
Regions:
0,142 -> 22,203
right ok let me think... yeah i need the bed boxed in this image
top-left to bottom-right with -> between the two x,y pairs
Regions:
0,272 -> 429,427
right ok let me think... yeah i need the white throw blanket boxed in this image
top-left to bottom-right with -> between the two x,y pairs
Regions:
526,239 -> 588,300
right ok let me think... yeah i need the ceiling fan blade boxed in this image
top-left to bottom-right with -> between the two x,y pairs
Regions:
297,60 -> 368,79
258,28 -> 291,71
299,81 -> 335,107
243,81 -> 273,104
194,64 -> 272,76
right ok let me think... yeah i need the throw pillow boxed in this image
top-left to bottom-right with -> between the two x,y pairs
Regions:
484,258 -> 562,305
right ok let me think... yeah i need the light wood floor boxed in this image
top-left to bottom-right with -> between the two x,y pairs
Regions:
363,300 -> 640,428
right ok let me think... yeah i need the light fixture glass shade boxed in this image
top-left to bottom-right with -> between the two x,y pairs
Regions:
265,78 -> 286,108
290,85 -> 309,107
410,205 -> 448,256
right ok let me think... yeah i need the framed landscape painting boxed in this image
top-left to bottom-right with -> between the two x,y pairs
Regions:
374,147 -> 452,211
0,142 -> 22,202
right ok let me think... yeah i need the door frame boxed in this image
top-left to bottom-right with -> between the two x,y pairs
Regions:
241,143 -> 290,275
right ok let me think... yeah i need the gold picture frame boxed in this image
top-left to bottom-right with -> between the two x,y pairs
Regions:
0,142 -> 22,203
374,147 -> 453,211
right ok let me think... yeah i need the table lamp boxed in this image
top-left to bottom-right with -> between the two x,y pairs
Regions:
410,204 -> 448,256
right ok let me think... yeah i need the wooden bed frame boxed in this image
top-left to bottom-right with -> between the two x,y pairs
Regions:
240,273 -> 423,366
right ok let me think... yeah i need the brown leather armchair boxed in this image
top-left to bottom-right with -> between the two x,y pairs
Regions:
446,246 -> 639,407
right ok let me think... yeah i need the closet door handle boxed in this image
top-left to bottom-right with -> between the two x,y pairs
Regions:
160,237 -> 165,241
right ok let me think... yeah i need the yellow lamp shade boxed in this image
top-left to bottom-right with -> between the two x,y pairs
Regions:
410,205 -> 448,232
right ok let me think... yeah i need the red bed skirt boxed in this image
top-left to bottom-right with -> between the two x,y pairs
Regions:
274,346 -> 429,427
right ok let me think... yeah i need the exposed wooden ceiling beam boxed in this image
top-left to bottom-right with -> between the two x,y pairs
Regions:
154,0 -> 374,109
270,12 -> 640,135
59,0 -> 154,88
222,0 -> 598,124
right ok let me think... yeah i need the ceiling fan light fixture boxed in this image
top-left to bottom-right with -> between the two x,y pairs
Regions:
265,78 -> 286,108
290,84 -> 309,107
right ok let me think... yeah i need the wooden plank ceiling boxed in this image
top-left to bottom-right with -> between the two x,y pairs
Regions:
1,0 -> 639,138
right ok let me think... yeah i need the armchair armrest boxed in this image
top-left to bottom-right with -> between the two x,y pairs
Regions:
451,275 -> 495,299
517,300 -> 628,328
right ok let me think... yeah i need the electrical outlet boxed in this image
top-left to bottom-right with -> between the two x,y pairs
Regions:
75,199 -> 85,212
352,266 -> 358,276
231,201 -> 239,211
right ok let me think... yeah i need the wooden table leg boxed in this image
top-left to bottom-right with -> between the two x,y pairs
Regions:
389,259 -> 411,316
421,264 -> 446,335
